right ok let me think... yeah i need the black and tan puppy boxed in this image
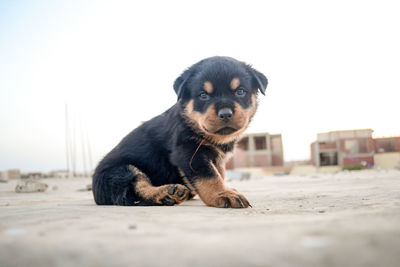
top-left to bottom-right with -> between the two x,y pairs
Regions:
92,56 -> 267,208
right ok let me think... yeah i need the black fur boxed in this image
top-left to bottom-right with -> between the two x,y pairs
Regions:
92,56 -> 267,206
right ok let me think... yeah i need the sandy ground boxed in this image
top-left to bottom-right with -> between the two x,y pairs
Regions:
0,169 -> 399,267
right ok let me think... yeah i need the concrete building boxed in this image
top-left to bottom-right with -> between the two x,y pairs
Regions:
226,132 -> 284,169
374,136 -> 400,153
311,129 -> 375,168
22,172 -> 44,179
48,170 -> 70,178
311,129 -> 400,169
0,169 -> 21,182
373,136 -> 400,169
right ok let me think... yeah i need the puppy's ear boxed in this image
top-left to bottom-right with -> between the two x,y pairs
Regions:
173,69 -> 192,100
247,66 -> 268,95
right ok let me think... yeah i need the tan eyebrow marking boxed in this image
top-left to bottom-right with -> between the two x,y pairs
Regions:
230,77 -> 240,90
203,81 -> 214,94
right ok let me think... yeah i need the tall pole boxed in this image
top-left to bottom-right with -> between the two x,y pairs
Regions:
86,128 -> 93,176
71,112 -> 77,177
80,118 -> 88,177
65,104 -> 71,178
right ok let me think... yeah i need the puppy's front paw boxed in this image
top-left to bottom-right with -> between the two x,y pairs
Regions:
158,184 -> 189,206
214,190 -> 251,208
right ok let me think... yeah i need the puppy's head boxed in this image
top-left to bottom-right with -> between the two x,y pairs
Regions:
174,56 -> 268,144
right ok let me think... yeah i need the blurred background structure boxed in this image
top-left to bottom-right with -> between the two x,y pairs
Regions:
1,2 -> 400,267
226,132 -> 284,169
311,129 -> 400,169
1,1 -> 399,175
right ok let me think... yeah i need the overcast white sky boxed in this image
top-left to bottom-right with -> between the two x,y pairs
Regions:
1,0 -> 399,172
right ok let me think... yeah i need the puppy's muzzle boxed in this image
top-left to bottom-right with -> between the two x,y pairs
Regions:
217,108 -> 233,123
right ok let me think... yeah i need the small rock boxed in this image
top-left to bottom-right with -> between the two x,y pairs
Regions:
52,185 -> 58,191
273,171 -> 290,176
226,170 -> 251,181
77,184 -> 92,192
15,180 -> 48,193
128,224 -> 137,230
3,229 -> 26,235
318,210 -> 326,213
301,236 -> 330,249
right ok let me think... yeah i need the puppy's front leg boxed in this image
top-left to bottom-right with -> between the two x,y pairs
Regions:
195,177 -> 250,208
184,162 -> 250,208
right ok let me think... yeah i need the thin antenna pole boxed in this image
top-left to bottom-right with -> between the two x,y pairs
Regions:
65,104 -> 70,178
80,118 -> 88,177
86,127 -> 93,176
71,111 -> 77,177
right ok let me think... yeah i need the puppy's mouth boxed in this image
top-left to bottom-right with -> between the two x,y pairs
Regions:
205,126 -> 238,136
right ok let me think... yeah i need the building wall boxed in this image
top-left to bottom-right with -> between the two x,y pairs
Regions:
232,146 -> 250,168
311,129 -> 375,167
374,152 -> 400,168
227,133 -> 284,169
342,155 -> 374,167
311,129 -> 400,169
253,154 -> 268,167
374,137 -> 400,153
339,137 -> 374,154
49,171 -> 69,178
0,169 -> 21,180
271,154 -> 284,166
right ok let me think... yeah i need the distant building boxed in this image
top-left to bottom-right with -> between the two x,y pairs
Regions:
374,136 -> 400,153
226,132 -> 284,169
22,172 -> 44,179
48,170 -> 70,178
373,136 -> 400,169
311,129 -> 375,168
0,169 -> 21,181
311,129 -> 400,168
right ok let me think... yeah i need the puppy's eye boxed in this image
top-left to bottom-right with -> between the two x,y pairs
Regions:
235,88 -> 246,97
199,92 -> 210,101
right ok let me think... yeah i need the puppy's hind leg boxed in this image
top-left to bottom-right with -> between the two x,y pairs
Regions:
93,164 -> 138,206
129,165 -> 190,206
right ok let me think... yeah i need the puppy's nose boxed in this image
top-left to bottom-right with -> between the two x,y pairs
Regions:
218,108 -> 233,122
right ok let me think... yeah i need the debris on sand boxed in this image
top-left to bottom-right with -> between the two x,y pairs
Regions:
226,171 -> 250,181
77,184 -> 92,192
128,224 -> 137,230
0,174 -> 8,183
15,180 -> 48,193
3,228 -> 26,236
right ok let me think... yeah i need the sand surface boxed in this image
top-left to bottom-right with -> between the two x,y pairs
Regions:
1,169 -> 399,267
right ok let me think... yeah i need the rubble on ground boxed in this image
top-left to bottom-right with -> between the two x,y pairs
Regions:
15,179 -> 48,193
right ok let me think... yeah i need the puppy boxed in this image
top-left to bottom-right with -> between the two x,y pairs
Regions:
92,56 -> 267,208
